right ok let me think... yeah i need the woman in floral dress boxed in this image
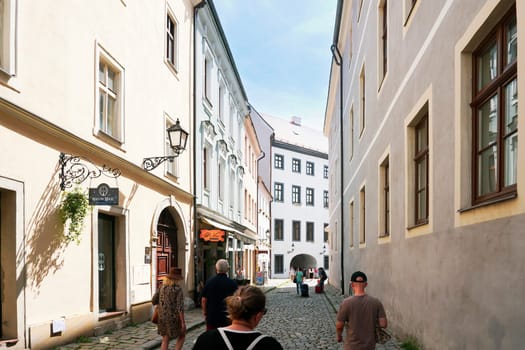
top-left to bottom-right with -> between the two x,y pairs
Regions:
152,267 -> 186,350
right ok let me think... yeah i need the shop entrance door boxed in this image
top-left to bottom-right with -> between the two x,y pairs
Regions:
156,209 -> 178,289
98,213 -> 116,312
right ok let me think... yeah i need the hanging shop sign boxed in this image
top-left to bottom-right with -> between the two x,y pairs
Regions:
200,229 -> 225,242
89,183 -> 119,205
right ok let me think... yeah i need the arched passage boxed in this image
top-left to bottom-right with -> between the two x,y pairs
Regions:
289,254 -> 320,274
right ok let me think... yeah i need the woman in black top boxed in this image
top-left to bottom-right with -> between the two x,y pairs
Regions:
192,285 -> 283,350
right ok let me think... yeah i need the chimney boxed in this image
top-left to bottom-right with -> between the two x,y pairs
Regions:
290,116 -> 302,126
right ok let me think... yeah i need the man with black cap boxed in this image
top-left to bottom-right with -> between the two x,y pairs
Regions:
335,271 -> 387,349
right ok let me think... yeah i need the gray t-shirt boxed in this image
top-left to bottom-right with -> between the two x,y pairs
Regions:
336,294 -> 386,350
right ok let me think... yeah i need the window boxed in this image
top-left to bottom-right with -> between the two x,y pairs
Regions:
292,185 -> 301,204
324,165 -> 329,178
349,201 -> 354,247
218,83 -> 225,123
204,56 -> 212,103
414,115 -> 428,224
98,52 -> 123,141
379,0 -> 388,82
306,222 -> 314,242
218,161 -> 224,201
274,219 -> 284,240
203,148 -> 209,190
274,182 -> 284,202
323,255 -> 329,270
274,255 -> 284,274
359,186 -> 366,244
323,190 -> 329,208
323,223 -> 329,243
306,188 -> 314,206
166,13 -> 177,68
292,221 -> 301,241
306,161 -> 314,175
379,156 -> 390,237
0,0 -> 16,75
274,154 -> 284,169
357,0 -> 364,22
359,65 -> 366,136
292,158 -> 301,173
472,9 -> 517,204
349,107 -> 354,160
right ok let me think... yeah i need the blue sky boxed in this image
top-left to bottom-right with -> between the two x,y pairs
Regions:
213,1 -> 337,131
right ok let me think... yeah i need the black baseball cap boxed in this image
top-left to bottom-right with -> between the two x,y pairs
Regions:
350,271 -> 367,282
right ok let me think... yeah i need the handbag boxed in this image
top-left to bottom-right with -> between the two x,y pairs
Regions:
375,327 -> 391,344
151,306 -> 159,324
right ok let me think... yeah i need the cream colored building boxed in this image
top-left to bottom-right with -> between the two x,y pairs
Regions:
0,1 -> 199,349
325,0 -> 523,348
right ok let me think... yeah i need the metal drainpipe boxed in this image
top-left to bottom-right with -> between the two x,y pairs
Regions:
193,0 -> 206,303
330,44 -> 344,295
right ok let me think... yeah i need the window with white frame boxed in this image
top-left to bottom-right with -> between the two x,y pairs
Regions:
204,55 -> 212,104
218,83 -> 225,123
414,115 -> 428,225
324,165 -> 329,178
166,12 -> 177,69
306,161 -> 314,175
323,223 -> 329,243
274,154 -> 284,169
275,255 -> 284,274
306,222 -> 314,242
274,218 -> 284,240
306,187 -> 314,206
323,190 -> 329,208
97,49 -> 124,142
274,182 -> 284,202
292,220 -> 301,241
292,158 -> 301,173
292,185 -> 301,204
203,147 -> 209,190
0,0 -> 16,76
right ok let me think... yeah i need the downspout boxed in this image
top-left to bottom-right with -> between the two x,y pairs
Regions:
330,43 -> 344,295
193,0 -> 206,302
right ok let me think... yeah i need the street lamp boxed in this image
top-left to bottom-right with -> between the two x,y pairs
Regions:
287,243 -> 295,254
143,119 -> 189,171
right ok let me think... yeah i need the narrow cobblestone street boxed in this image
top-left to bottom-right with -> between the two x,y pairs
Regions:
55,279 -> 401,349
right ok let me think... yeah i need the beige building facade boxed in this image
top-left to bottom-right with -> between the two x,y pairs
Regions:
325,0 -> 524,348
0,1 -> 199,349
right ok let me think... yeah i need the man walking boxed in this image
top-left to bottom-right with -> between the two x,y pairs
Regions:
201,259 -> 238,330
336,271 -> 387,349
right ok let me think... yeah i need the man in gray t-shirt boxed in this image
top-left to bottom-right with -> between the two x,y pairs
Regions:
336,271 -> 387,350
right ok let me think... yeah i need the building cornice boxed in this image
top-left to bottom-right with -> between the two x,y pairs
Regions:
0,97 -> 193,202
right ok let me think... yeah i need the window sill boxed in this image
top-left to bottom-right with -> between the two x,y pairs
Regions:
0,338 -> 18,347
379,232 -> 390,238
99,310 -> 126,321
458,193 -> 517,213
407,220 -> 428,230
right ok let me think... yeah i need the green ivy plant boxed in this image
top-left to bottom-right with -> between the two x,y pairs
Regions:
59,187 -> 90,244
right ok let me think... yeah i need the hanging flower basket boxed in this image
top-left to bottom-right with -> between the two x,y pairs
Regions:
59,187 -> 90,244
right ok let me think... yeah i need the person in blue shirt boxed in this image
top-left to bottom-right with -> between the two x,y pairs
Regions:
295,268 -> 304,295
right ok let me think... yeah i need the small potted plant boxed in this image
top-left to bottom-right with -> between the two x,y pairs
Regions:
59,187 -> 90,244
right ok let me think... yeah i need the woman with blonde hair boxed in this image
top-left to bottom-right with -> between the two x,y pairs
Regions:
193,285 -> 283,349
152,267 -> 186,350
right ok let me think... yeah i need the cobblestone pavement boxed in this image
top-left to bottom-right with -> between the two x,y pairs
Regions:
56,279 -> 402,349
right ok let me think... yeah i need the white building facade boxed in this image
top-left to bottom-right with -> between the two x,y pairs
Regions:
266,115 -> 329,279
194,0 -> 258,285
0,1 -> 199,348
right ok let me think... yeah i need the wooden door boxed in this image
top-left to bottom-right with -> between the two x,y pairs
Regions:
156,209 -> 178,289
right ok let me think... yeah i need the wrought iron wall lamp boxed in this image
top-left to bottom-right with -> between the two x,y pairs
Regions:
142,119 -> 189,171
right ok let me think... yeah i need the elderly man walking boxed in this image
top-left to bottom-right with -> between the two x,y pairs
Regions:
201,259 -> 238,330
